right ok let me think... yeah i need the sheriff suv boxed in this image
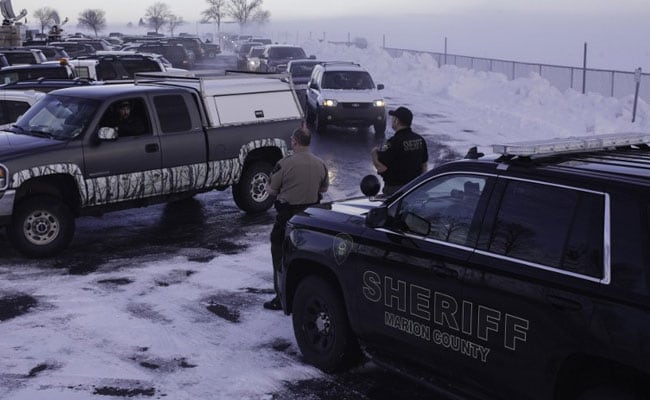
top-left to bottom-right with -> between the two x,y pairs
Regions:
279,133 -> 650,400
305,62 -> 386,135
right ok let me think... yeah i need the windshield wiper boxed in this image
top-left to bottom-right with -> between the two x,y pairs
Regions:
10,124 -> 27,135
28,129 -> 57,139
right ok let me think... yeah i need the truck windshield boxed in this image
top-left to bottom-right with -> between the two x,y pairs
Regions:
11,95 -> 100,140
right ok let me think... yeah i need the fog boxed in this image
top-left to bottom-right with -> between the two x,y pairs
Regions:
258,12 -> 650,72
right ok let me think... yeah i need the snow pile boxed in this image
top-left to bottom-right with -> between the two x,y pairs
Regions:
301,39 -> 650,154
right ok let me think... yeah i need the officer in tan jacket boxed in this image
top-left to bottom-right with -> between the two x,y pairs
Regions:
264,125 -> 329,310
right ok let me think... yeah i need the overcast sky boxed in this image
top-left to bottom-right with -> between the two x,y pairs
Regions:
13,0 -> 650,24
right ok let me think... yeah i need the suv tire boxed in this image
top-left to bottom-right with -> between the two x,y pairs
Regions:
292,276 -> 362,372
232,161 -> 274,213
373,121 -> 386,137
8,195 -> 75,258
315,110 -> 328,134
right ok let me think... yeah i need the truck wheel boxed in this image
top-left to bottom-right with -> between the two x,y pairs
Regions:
8,195 -> 75,258
292,276 -> 362,372
233,161 -> 274,213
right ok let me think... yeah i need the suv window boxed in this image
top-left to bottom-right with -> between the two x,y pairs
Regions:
396,174 -> 487,245
484,179 -> 604,278
154,95 -> 191,133
322,71 -> 374,90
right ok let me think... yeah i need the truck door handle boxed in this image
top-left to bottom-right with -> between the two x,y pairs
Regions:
431,265 -> 458,279
145,143 -> 159,153
546,295 -> 582,311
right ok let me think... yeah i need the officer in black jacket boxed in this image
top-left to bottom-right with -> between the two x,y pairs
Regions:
264,125 -> 329,310
371,106 -> 428,195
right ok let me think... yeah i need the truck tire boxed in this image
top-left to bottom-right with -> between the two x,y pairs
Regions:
233,161 -> 274,213
8,195 -> 75,258
292,276 -> 362,372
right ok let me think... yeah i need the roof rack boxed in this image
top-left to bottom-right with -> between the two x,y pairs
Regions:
492,133 -> 650,157
321,61 -> 360,67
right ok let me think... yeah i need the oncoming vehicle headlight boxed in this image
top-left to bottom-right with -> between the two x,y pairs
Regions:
373,99 -> 386,107
323,99 -> 338,107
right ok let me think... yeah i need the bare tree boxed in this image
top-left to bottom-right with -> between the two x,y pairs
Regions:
77,9 -> 106,37
201,0 -> 226,33
145,2 -> 171,34
167,14 -> 185,37
33,7 -> 56,35
226,0 -> 270,29
251,9 -> 270,25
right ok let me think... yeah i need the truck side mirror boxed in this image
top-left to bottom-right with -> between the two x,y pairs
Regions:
309,55 -> 316,60
377,83 -> 384,90
97,126 -> 118,140
309,81 -> 318,90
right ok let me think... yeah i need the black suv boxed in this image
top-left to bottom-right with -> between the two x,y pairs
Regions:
278,133 -> 650,400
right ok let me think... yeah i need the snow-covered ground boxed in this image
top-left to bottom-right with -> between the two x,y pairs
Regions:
1,40 -> 648,400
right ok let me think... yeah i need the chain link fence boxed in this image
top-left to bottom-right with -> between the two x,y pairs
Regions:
382,47 -> 648,103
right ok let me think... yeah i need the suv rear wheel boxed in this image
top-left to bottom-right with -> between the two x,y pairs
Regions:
292,276 -> 362,372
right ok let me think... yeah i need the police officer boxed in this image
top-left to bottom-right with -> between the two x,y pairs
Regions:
371,106 -> 428,195
264,125 -> 329,310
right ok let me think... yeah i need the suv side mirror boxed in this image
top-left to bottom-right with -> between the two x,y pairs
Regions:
309,55 -> 316,60
366,206 -> 388,228
377,83 -> 384,90
309,81 -> 319,90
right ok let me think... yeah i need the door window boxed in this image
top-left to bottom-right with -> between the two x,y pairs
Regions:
395,174 -> 488,246
485,179 -> 604,278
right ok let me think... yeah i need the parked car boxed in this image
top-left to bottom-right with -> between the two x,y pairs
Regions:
0,61 -> 76,84
0,89 -> 44,128
245,46 -> 266,72
259,45 -> 312,73
135,43 -> 194,69
279,133 -> 650,400
25,45 -> 69,61
287,59 -> 323,111
69,52 -> 170,81
305,61 -> 386,135
0,48 -> 47,65
236,42 -> 263,70
49,41 -> 96,58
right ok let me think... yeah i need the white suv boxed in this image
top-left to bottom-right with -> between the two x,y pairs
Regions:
305,62 -> 386,135
0,90 -> 44,129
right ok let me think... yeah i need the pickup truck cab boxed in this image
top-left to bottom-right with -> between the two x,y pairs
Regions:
0,72 -> 302,257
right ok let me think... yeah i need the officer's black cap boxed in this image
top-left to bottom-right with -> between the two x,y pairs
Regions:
388,106 -> 413,126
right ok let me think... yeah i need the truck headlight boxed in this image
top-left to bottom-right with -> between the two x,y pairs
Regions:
373,99 -> 386,107
323,99 -> 338,107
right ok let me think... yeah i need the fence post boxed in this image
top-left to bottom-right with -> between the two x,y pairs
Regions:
633,68 -> 642,123
582,42 -> 588,94
444,36 -> 447,65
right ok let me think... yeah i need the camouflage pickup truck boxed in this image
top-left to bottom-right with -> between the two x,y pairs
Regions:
0,72 -> 303,257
